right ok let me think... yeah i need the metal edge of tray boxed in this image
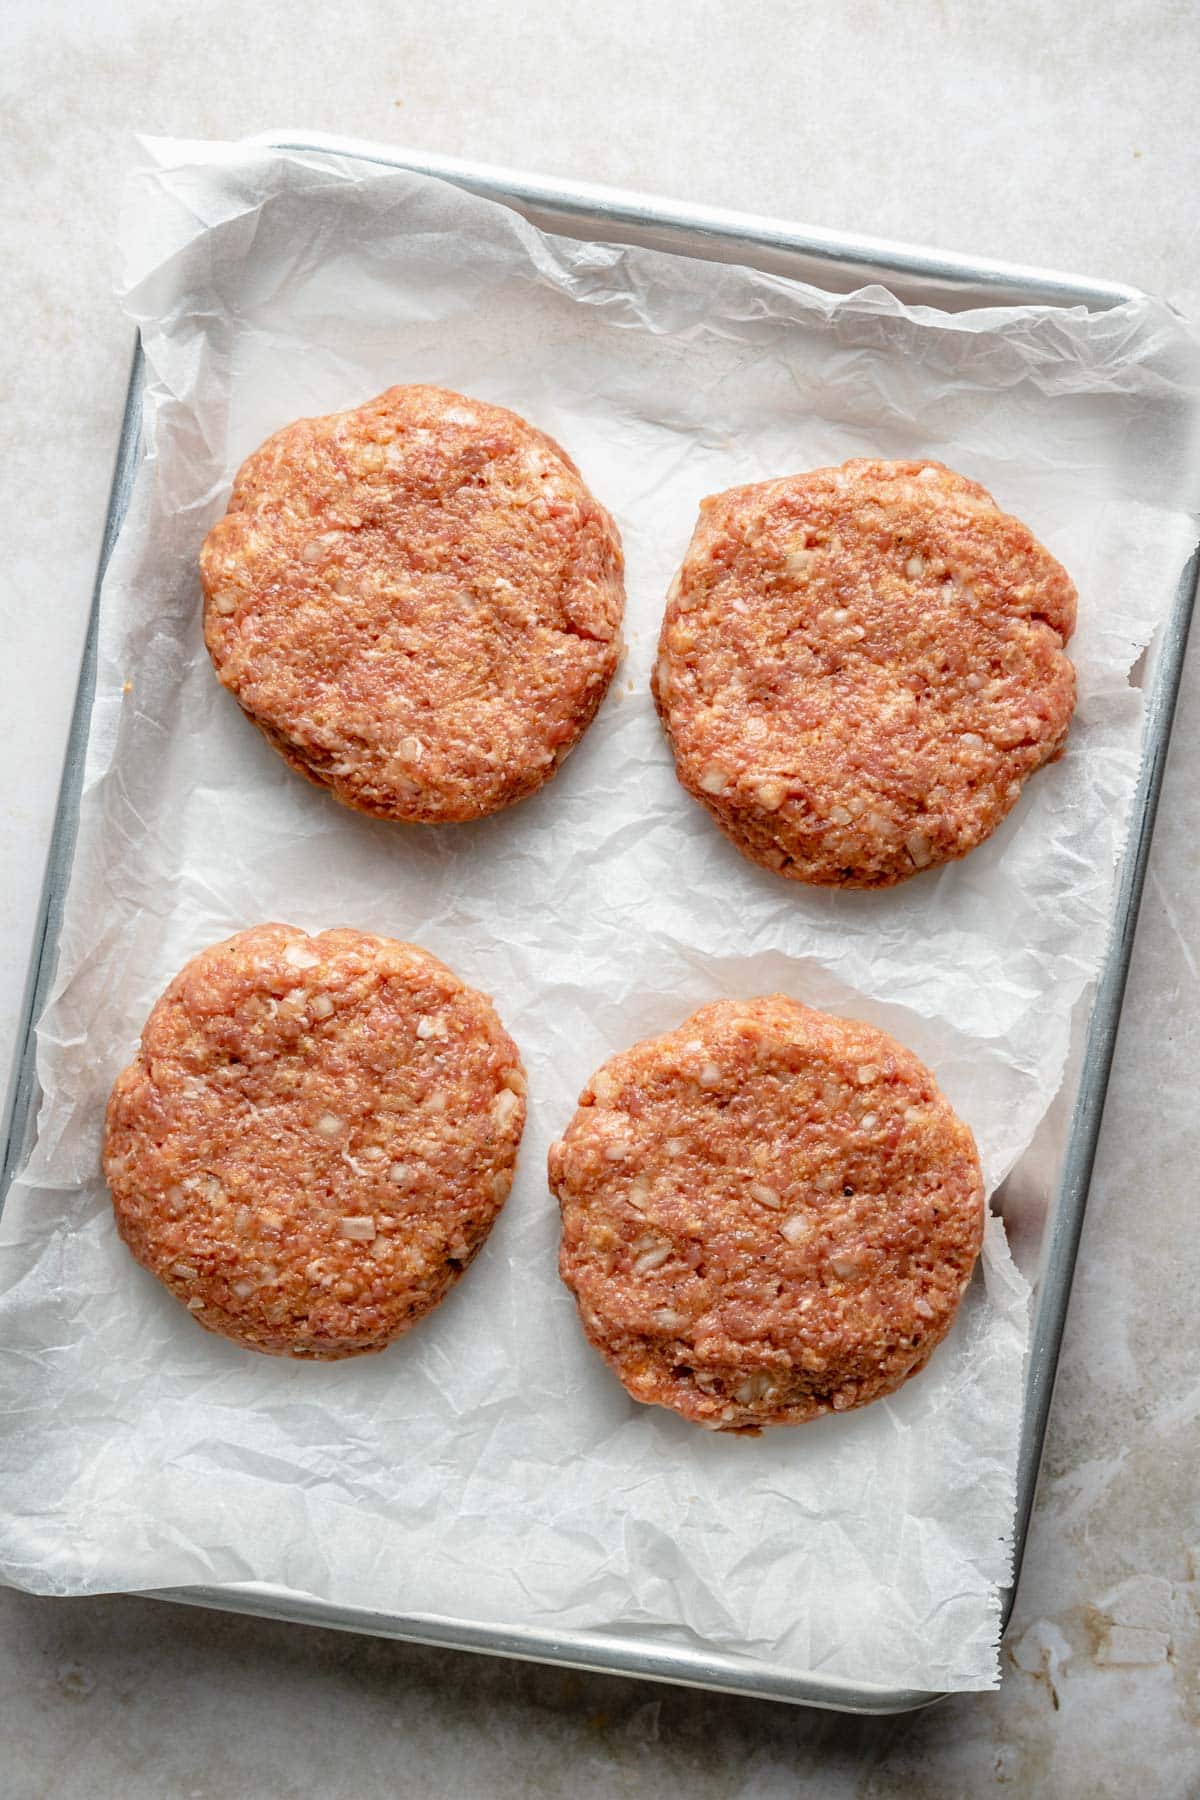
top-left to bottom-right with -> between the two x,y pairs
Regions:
250,131 -> 1142,314
1004,544 -> 1198,1607
1,138 -> 1194,1716
154,1581 -> 937,1716
0,343 -> 145,1207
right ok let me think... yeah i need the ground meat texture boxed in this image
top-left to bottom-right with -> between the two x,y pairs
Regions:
652,459 -> 1076,887
201,385 -> 625,823
549,995 -> 984,1431
103,925 -> 526,1357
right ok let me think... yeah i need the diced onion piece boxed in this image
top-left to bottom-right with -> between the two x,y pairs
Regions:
491,1087 -> 520,1126
338,1216 -> 376,1242
633,1242 -> 671,1274
748,1183 -> 782,1209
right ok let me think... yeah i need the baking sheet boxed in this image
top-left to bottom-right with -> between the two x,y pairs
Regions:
1,138 -> 1197,1694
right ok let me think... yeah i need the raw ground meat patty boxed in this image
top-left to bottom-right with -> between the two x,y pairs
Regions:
103,924 -> 526,1357
200,385 -> 625,823
549,995 -> 984,1431
652,459 -> 1077,887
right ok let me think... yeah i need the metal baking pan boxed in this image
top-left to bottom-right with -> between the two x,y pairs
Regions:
3,133 -> 1197,1715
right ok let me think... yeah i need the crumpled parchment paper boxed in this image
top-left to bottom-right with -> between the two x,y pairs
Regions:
1,137 -> 1197,1693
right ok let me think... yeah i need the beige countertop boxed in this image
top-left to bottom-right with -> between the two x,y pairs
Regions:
2,2 -> 1197,1792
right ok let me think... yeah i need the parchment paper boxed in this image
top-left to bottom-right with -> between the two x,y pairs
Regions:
1,138 -> 1197,1692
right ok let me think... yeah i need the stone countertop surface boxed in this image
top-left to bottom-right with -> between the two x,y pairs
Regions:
1,2 -> 1197,1793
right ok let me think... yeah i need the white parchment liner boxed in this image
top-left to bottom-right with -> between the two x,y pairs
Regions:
1,139 -> 1196,1691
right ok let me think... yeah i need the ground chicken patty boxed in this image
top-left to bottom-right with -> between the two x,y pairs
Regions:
103,925 -> 526,1357
549,996 -> 984,1431
200,385 -> 625,822
652,460 -> 1077,887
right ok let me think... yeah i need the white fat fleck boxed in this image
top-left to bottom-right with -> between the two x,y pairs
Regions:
310,992 -> 335,1019
315,1113 -> 344,1137
388,1162 -> 410,1184
415,1014 -> 447,1040
699,767 -> 729,796
698,1062 -> 722,1089
284,942 -> 320,970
